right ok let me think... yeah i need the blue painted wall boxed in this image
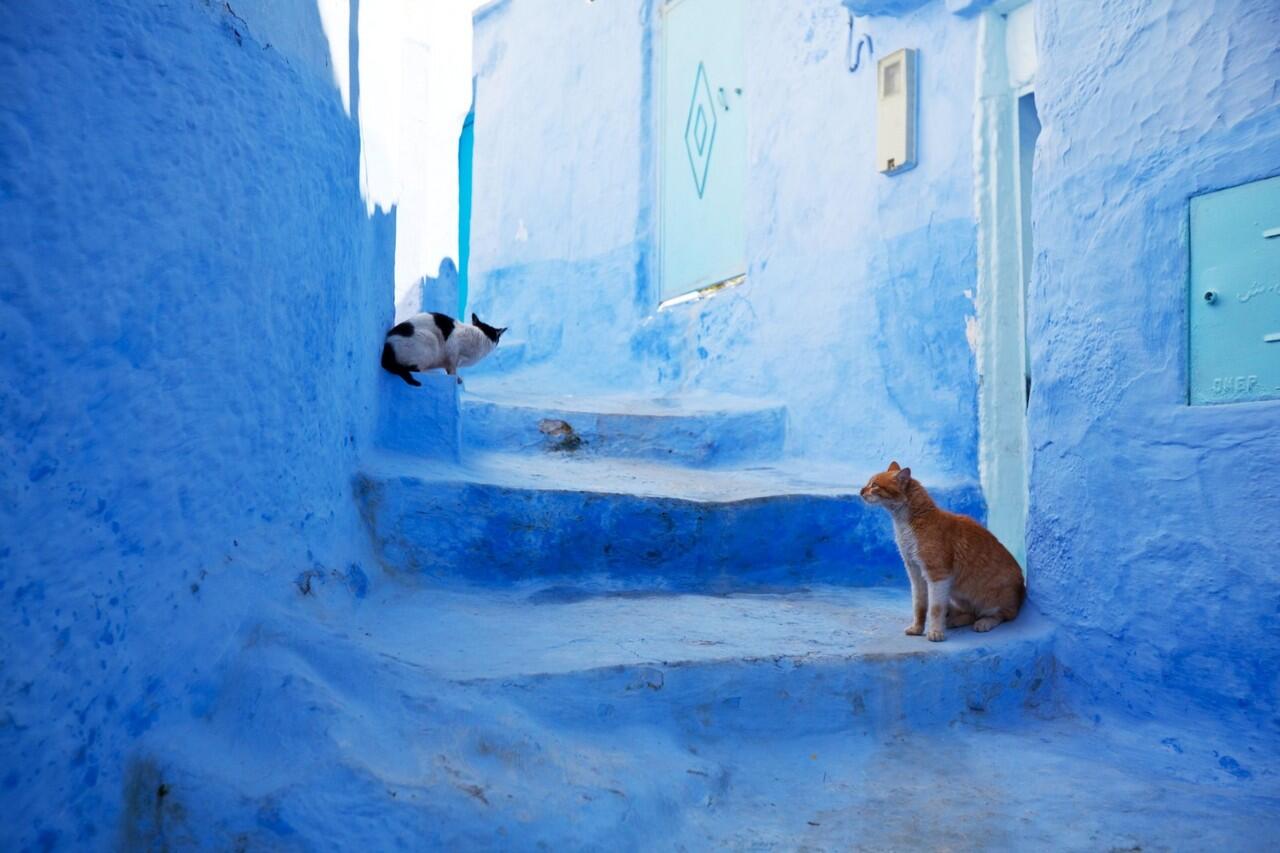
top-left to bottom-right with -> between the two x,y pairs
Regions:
469,0 -> 1280,723
1026,0 -> 1280,724
1,0 -> 1277,846
0,1 -> 393,846
470,0 -> 983,482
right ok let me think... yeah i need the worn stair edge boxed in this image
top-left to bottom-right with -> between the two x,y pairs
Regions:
461,392 -> 788,467
354,458 -> 986,589
459,609 -> 1059,737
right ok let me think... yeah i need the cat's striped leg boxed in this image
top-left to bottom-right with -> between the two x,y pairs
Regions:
924,576 -> 953,642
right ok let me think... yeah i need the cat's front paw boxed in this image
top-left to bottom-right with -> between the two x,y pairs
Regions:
904,623 -> 925,636
926,627 -> 947,642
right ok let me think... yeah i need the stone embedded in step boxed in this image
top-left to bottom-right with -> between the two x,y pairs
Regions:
538,418 -> 584,452
462,388 -> 787,467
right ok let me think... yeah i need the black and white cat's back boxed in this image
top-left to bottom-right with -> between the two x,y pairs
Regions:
381,312 -> 452,386
381,311 -> 507,386
381,339 -> 420,385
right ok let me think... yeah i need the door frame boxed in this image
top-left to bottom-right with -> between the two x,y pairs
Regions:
974,1 -> 1037,567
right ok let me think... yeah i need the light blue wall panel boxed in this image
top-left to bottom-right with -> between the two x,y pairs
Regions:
660,0 -> 747,300
1189,174 -> 1280,404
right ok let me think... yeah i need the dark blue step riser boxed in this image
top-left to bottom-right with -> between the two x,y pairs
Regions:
356,474 -> 985,590
460,643 -> 1058,738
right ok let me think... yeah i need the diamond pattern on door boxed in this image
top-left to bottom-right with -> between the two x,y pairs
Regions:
683,62 -> 717,199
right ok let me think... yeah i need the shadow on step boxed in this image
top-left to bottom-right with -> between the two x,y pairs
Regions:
526,582 -> 813,604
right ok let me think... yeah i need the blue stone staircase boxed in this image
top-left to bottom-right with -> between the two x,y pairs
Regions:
369,586 -> 1060,735
354,371 -> 1050,734
361,373 -> 984,589
159,567 -> 1277,850
156,372 -> 1278,850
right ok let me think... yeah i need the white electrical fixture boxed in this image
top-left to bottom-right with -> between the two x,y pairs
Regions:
876,48 -> 917,174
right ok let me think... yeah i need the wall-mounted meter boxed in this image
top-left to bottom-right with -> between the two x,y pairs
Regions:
877,48 -> 917,175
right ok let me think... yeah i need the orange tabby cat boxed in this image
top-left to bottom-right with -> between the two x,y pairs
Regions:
860,461 -> 1025,642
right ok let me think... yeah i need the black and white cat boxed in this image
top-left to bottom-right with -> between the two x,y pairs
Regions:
381,312 -> 507,386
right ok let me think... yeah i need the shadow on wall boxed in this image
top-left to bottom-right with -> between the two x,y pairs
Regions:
396,257 -> 461,321
0,1 -> 395,849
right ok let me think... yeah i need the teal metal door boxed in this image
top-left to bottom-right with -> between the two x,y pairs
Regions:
660,0 -> 746,302
1189,175 -> 1280,404
457,101 -> 475,319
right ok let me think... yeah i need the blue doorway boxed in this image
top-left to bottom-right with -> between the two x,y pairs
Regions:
457,93 -> 475,319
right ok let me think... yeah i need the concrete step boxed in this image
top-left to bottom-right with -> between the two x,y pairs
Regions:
345,584 -> 1059,734
377,372 -> 461,460
459,381 -> 787,467
355,451 -> 984,589
147,584 -> 1278,852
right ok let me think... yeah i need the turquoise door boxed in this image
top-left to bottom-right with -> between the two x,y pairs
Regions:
457,99 -> 475,319
660,0 -> 746,302
1189,175 -> 1280,404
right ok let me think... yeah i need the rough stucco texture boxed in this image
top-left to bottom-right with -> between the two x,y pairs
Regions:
0,2 -> 392,847
1028,0 -> 1280,724
470,0 -> 983,479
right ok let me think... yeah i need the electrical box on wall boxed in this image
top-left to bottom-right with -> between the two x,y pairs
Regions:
877,48 -> 917,175
1189,174 -> 1280,405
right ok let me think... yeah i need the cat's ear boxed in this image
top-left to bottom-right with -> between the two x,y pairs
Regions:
888,461 -> 901,472
496,327 -> 507,340
895,467 -> 912,487
471,313 -> 481,325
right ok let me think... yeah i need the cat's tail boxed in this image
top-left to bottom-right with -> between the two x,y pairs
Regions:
1003,572 -> 1028,621
381,342 -> 421,386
